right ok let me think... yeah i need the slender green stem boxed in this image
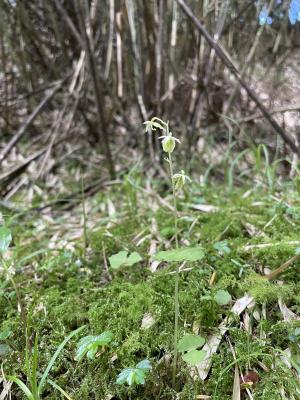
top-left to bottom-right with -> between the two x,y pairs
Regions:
81,174 -> 87,258
168,152 -> 179,387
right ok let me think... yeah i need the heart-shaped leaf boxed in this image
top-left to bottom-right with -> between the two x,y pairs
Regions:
109,251 -> 142,269
214,289 -> 232,306
126,252 -> 143,266
177,334 -> 205,352
182,349 -> 206,365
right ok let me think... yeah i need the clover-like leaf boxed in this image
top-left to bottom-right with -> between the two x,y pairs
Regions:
75,331 -> 113,361
177,334 -> 205,352
213,240 -> 231,256
182,349 -> 206,365
0,328 -> 12,341
136,359 -> 152,371
0,343 -> 11,357
214,289 -> 232,306
0,227 -> 12,254
109,251 -> 142,269
155,247 -> 204,262
116,359 -> 151,386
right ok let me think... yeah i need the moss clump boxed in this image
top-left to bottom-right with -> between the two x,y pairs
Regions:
240,272 -> 294,303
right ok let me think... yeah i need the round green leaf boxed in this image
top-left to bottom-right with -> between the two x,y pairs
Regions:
126,252 -> 142,266
214,289 -> 232,306
109,251 -> 128,269
177,334 -> 205,352
182,349 -> 206,365
155,247 -> 204,262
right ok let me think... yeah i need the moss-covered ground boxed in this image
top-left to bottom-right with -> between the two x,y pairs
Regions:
1,181 -> 300,399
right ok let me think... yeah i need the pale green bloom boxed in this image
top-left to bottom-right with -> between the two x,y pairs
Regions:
159,133 -> 180,153
143,119 -> 165,133
172,170 -> 191,190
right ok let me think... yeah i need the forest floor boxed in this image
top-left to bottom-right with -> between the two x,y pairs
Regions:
1,175 -> 300,400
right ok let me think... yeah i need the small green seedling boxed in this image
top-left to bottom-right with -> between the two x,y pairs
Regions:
213,240 -> 231,256
116,359 -> 151,386
214,289 -> 232,306
231,258 -> 251,277
201,289 -> 232,306
288,327 -> 300,343
109,251 -> 142,269
177,334 -> 206,366
75,331 -> 113,361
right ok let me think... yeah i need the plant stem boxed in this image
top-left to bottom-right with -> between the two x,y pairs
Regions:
168,152 -> 179,387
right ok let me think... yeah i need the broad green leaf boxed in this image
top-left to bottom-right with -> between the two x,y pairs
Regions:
109,251 -> 128,269
75,331 -> 113,361
182,349 -> 206,366
133,369 -> 146,385
127,370 -> 137,386
0,227 -> 12,254
136,359 -> 151,371
109,251 -> 142,269
214,289 -> 232,306
177,334 -> 205,352
0,343 -> 11,356
126,252 -> 143,266
155,247 -> 204,262
295,327 -> 300,336
0,328 -> 12,340
116,368 -> 134,385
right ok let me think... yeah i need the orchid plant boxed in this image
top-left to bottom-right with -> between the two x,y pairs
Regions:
144,117 -> 191,385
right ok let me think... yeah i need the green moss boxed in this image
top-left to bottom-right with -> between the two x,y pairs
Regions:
240,272 -> 294,303
3,183 -> 300,399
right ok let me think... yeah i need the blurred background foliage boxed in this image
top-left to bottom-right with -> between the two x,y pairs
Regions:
0,0 -> 300,187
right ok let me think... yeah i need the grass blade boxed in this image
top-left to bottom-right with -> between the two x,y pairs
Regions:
8,376 -> 34,399
38,326 -> 85,396
47,377 -> 74,400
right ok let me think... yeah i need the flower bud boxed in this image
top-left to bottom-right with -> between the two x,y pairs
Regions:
161,135 -> 176,153
172,170 -> 191,191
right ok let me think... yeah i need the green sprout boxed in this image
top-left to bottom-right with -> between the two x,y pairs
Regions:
116,359 -> 151,386
75,331 -> 113,361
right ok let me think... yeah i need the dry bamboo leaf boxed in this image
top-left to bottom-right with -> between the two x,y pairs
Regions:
278,299 -> 300,322
141,313 -> 155,330
192,294 -> 254,380
189,204 -> 218,212
232,365 -> 241,400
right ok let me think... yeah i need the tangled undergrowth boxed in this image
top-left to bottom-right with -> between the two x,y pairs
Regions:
1,179 -> 300,399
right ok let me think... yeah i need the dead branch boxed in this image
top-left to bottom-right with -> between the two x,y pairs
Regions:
0,79 -> 65,166
176,0 -> 300,156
